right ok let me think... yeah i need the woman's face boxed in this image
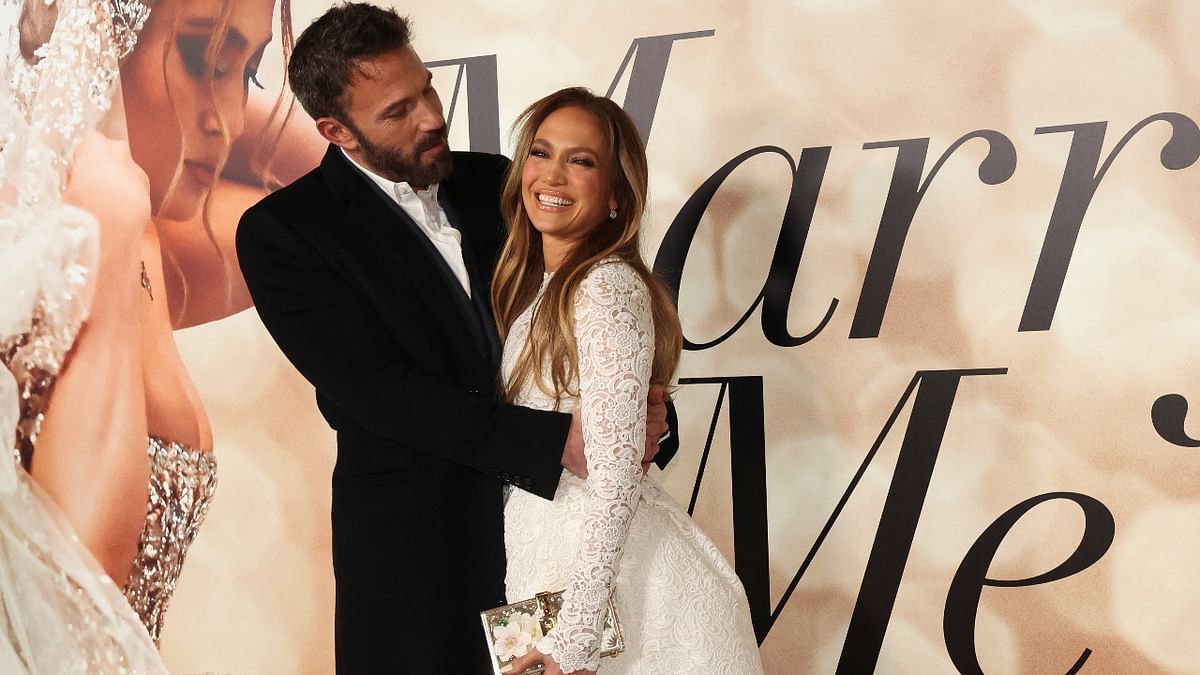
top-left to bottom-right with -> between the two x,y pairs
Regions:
121,0 -> 274,221
521,106 -> 618,255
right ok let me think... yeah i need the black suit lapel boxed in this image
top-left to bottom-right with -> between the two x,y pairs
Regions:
438,188 -> 503,371
318,147 -> 492,379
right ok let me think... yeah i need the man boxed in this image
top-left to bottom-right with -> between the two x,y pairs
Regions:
235,4 -> 674,673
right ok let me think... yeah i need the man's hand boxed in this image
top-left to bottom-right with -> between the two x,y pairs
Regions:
561,384 -> 671,479
561,411 -> 587,479
643,384 -> 669,472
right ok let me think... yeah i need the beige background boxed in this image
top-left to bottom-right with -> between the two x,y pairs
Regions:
163,1 -> 1200,672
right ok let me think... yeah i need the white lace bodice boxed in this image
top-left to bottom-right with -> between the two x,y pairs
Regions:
501,259 -> 654,672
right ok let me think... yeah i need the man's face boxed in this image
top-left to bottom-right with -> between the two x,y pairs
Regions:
336,46 -> 451,187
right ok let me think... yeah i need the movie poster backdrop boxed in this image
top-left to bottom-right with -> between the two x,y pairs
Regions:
160,2 -> 1200,672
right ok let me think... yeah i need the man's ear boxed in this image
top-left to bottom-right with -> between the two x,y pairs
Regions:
316,117 -> 359,151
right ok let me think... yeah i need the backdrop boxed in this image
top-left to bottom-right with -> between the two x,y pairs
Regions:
162,1 -> 1200,672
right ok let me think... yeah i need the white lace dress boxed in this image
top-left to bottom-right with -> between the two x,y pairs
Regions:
502,260 -> 763,674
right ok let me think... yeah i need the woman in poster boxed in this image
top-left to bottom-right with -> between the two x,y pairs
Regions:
1,0 -> 305,667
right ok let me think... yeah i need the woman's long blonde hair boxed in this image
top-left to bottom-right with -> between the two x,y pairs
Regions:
491,87 -> 682,403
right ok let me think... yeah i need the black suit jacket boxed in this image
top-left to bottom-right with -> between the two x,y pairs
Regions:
237,147 -> 572,674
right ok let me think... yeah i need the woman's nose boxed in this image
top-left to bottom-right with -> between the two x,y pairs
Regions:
199,88 -> 247,141
542,158 -> 567,184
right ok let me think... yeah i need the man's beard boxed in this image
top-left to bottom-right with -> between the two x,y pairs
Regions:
350,124 -> 453,187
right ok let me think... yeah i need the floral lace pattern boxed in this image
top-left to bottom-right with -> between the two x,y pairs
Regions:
503,260 -> 763,674
0,228 -> 93,468
1,0 -> 111,431
6,0 -> 124,209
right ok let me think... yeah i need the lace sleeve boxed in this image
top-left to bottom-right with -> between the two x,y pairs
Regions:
541,261 -> 654,673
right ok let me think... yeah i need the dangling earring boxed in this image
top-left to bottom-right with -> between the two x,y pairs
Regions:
608,208 -> 618,220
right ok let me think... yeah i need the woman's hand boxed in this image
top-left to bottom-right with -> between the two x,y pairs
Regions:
501,648 -> 596,675
501,648 -> 547,674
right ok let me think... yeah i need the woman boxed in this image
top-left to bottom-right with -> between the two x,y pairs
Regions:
0,0 -> 303,659
494,88 -> 764,674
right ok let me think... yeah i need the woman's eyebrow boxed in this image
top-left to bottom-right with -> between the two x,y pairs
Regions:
181,18 -> 270,51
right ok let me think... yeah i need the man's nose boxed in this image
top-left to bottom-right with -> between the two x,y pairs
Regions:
415,99 -> 445,133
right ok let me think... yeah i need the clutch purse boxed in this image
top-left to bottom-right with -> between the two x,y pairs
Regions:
480,590 -> 625,675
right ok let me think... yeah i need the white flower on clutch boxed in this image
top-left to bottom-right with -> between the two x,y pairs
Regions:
508,611 -> 543,639
493,621 -> 534,660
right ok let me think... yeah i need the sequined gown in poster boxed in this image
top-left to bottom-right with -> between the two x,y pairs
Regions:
502,260 -> 764,674
0,282 -> 218,647
0,219 -> 216,652
0,234 -> 218,648
0,0 -> 209,668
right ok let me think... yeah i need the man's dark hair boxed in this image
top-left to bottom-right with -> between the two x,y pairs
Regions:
288,3 -> 413,121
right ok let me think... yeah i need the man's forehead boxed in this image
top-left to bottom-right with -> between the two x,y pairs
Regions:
341,49 -> 427,111
350,46 -> 423,81
353,59 -> 387,79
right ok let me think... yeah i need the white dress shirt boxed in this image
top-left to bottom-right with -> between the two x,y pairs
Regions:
341,149 -> 472,298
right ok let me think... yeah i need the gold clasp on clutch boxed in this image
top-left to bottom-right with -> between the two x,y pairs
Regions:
534,591 -> 560,636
